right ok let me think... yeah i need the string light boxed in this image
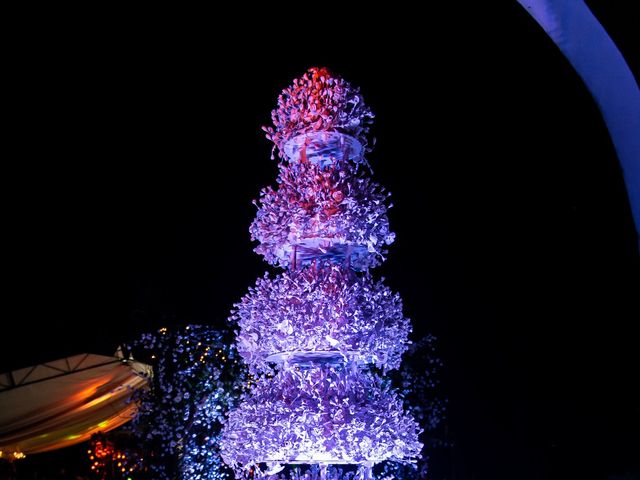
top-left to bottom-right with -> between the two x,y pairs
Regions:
126,325 -> 247,479
86,432 -> 140,480
0,451 -> 26,460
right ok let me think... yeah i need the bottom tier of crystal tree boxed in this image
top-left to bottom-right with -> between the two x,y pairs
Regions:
221,362 -> 421,476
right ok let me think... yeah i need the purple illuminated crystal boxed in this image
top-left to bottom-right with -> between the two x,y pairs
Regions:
220,364 -> 422,470
233,266 -> 411,374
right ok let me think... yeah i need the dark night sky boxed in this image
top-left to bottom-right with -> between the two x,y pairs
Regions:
4,3 -> 639,479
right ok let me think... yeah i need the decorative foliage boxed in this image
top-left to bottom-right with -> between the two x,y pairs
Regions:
181,389 -> 239,480
126,325 -> 247,480
376,460 -> 423,480
264,67 -> 374,159
233,266 -> 410,374
250,158 -> 394,270
381,335 -> 447,479
391,335 -> 446,433
220,364 -> 422,473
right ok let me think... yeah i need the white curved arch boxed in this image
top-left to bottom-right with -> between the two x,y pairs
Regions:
517,0 -> 640,248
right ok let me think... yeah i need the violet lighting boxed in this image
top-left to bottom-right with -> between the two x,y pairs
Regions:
220,68 -> 422,479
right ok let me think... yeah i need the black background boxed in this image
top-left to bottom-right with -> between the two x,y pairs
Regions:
3,3 -> 639,479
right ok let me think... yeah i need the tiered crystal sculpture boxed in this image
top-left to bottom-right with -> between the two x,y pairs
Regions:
220,68 -> 422,479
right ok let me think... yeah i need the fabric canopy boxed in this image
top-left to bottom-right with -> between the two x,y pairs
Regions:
0,353 -> 150,457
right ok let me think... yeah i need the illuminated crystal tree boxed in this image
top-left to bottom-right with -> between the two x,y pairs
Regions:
220,68 -> 422,479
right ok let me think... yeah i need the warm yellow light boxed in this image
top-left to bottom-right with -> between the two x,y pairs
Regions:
0,451 -> 24,460
80,393 -> 114,411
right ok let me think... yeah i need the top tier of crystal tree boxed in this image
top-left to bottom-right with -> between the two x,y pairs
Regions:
254,67 -> 395,271
235,68 -> 411,374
